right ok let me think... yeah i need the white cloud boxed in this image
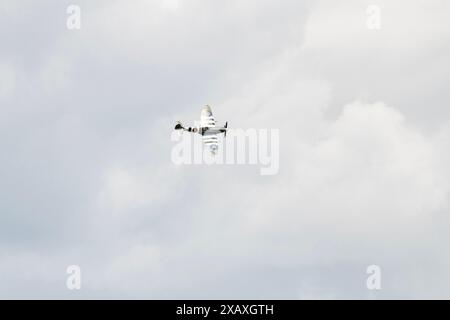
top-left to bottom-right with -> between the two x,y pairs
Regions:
162,0 -> 179,11
0,63 -> 15,98
1,0 -> 450,299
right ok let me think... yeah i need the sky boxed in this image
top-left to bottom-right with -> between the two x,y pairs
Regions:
0,0 -> 450,299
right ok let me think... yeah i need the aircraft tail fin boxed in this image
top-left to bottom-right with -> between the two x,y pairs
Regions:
174,122 -> 184,130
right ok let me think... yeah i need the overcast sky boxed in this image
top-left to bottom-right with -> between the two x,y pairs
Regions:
1,0 -> 450,299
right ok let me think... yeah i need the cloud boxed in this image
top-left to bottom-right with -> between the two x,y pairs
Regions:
0,63 -> 15,99
302,0 -> 450,126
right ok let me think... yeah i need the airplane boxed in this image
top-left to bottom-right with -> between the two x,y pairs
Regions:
174,105 -> 228,155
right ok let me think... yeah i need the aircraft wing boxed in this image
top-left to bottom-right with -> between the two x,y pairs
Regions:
200,105 -> 216,128
202,132 -> 219,154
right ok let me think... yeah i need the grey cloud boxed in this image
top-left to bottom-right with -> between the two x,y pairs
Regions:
0,0 -> 450,299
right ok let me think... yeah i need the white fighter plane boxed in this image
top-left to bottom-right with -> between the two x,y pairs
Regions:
174,105 -> 228,155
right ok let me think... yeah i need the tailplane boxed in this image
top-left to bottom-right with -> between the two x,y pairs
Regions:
174,121 -> 184,130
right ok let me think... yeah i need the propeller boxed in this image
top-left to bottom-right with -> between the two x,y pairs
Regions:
224,121 -> 228,138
